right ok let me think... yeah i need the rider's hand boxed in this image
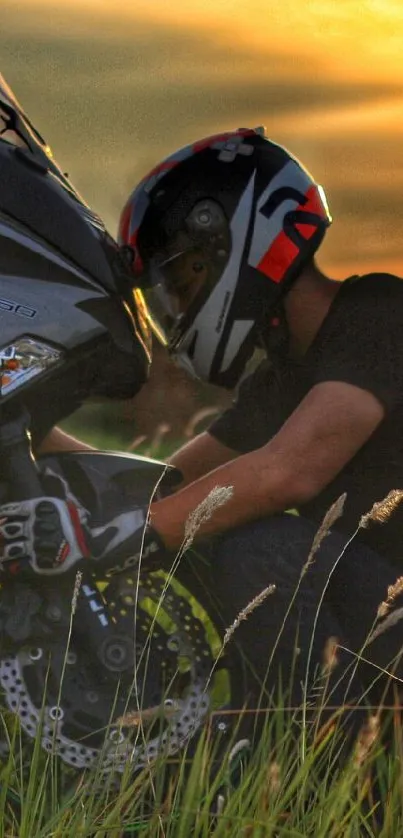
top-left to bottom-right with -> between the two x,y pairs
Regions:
0,492 -> 90,575
0,472 -> 168,577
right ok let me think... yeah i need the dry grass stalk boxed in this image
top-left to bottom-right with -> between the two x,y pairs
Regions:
377,576 -> 403,619
159,777 -> 175,818
313,715 -> 338,748
360,489 -> 403,529
223,585 -> 276,647
144,422 -> 171,457
71,570 -> 82,616
115,700 -> 180,728
266,760 -> 281,795
322,636 -> 340,673
183,485 -> 234,550
127,434 -> 147,452
301,493 -> 346,576
184,406 -> 221,438
259,761 -> 281,816
127,423 -> 172,456
215,793 -> 225,817
367,606 -> 403,645
354,713 -> 380,767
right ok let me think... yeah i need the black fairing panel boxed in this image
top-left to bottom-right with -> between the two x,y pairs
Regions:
0,223 -> 150,411
0,224 -> 141,355
0,76 -> 151,409
0,227 -> 100,290
0,142 -> 116,290
39,451 -> 181,520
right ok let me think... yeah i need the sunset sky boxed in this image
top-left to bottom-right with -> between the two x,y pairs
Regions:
2,0 -> 402,278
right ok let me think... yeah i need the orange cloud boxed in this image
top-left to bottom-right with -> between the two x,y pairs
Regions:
2,0 -> 402,276
7,0 -> 403,84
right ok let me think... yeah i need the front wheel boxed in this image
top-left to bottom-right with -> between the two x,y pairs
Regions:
0,562 -> 247,776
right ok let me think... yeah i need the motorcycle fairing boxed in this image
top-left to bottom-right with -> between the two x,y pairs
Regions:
38,449 -> 182,515
0,73 -> 151,402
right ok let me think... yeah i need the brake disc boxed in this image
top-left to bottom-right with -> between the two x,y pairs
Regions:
0,573 -> 215,773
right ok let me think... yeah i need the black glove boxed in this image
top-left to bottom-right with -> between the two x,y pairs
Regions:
0,472 -> 168,578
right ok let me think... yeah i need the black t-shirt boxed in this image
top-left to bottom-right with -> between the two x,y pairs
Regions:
209,273 -> 403,566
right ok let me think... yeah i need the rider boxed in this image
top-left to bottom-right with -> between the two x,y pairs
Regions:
2,127 -> 403,714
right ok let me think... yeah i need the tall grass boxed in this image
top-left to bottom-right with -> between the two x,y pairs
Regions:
1,692 -> 403,836
1,430 -> 403,835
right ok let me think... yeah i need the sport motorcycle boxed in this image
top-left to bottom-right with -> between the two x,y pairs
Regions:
0,74 -> 245,777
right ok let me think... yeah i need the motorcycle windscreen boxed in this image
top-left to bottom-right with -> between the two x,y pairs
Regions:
0,77 -> 30,150
0,73 -> 91,208
0,74 -> 121,288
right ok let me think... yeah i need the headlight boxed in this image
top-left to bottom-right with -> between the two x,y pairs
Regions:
0,337 -> 63,396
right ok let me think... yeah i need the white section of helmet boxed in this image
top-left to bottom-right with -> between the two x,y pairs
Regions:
172,171 -> 256,381
219,319 -> 255,373
248,161 -> 312,269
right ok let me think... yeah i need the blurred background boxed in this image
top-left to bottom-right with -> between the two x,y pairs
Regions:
1,0 -> 402,453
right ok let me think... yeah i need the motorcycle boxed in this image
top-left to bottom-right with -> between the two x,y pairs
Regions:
0,75 -> 244,777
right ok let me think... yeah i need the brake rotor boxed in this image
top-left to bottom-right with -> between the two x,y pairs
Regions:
0,573 -> 215,773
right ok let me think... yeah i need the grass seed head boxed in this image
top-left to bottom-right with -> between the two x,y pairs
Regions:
354,714 -> 379,767
360,489 -> 403,529
302,493 -> 346,575
223,585 -> 276,647
322,636 -> 340,673
377,575 -> 403,618
71,570 -> 82,615
183,485 -> 234,549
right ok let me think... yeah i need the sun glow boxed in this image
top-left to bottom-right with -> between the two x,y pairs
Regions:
3,0 -> 402,276
9,0 -> 403,83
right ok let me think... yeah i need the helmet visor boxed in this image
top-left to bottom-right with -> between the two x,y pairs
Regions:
142,236 -> 223,346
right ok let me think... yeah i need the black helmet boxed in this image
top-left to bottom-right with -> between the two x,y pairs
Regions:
118,128 -> 331,388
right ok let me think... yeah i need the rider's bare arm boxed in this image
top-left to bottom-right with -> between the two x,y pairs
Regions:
151,380 -> 385,551
168,431 -> 239,489
37,427 -> 95,454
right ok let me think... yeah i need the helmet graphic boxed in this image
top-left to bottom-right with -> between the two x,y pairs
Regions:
118,128 -> 331,387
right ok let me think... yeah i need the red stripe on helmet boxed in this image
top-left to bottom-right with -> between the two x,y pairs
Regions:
257,185 -> 328,282
295,222 -> 317,240
119,201 -> 144,275
257,230 -> 299,283
303,185 -> 329,218
295,186 -> 329,239
140,159 -> 177,186
119,201 -> 131,244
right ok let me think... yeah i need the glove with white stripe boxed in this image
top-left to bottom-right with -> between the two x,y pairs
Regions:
0,472 -> 166,578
